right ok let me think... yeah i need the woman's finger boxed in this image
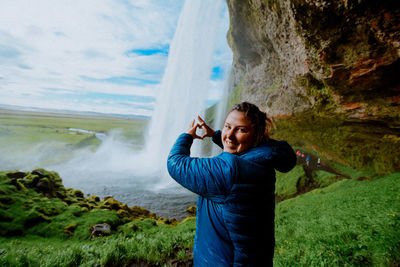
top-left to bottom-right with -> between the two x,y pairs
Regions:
198,115 -> 205,123
198,116 -> 207,128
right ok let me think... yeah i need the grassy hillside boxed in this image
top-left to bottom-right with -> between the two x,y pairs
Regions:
0,169 -> 195,266
0,167 -> 399,266
274,173 -> 400,266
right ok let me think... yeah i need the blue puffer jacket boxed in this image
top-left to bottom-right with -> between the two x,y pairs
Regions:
167,131 -> 296,266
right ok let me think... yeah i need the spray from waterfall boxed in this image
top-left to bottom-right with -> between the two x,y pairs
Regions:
211,70 -> 233,156
45,0 -> 229,191
0,0 -> 231,217
144,0 -> 223,177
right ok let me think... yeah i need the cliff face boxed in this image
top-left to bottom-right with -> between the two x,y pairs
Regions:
226,0 -> 400,174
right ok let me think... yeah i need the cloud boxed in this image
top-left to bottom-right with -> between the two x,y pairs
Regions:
0,0 -> 231,116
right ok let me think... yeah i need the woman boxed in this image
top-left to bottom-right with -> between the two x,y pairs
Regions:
167,102 -> 296,266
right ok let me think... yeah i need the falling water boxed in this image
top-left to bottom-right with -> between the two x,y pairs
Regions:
4,0 -> 230,219
211,70 -> 233,156
144,0 -> 223,178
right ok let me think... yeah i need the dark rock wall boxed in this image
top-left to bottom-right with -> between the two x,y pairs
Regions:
226,0 -> 400,174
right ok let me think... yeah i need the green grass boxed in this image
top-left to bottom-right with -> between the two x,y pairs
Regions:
0,169 -> 195,266
275,165 -> 307,199
1,166 -> 399,265
0,109 -> 148,168
274,172 -> 400,267
313,170 -> 341,187
2,169 -> 400,266
275,166 -> 342,200
0,218 -> 196,267
0,109 -> 148,145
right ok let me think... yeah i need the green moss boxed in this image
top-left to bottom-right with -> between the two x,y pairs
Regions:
227,73 -> 245,110
262,81 -> 281,94
205,103 -> 217,126
272,111 -> 400,175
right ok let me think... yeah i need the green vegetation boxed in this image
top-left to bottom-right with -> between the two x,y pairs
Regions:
0,109 -> 147,144
276,165 -> 307,200
271,111 -> 400,175
274,173 -> 400,267
0,169 -> 195,266
0,109 -> 148,167
0,109 -> 398,266
227,74 -> 245,110
275,165 -> 341,200
1,167 -> 399,266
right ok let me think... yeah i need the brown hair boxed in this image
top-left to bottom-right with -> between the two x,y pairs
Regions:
228,102 -> 273,146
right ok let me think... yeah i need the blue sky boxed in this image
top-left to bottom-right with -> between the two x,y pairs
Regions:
0,0 -> 232,117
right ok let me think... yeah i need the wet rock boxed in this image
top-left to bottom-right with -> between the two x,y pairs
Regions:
130,206 -> 153,219
90,195 -> 100,202
90,223 -> 111,237
32,170 -> 45,178
71,189 -> 84,198
103,197 -> 123,210
186,206 -> 197,215
226,0 -> 400,173
117,209 -> 129,218
6,172 -> 26,179
36,179 -> 50,193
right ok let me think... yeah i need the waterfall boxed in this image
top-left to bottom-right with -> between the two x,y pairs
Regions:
144,0 -> 224,178
211,70 -> 233,156
45,0 -> 230,205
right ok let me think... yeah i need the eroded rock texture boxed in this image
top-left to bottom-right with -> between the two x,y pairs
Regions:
226,0 -> 400,173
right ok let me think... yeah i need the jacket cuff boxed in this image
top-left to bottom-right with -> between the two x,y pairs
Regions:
212,130 -> 223,149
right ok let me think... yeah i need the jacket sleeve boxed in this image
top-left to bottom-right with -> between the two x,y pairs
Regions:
167,133 -> 236,200
212,130 -> 223,148
271,140 -> 297,173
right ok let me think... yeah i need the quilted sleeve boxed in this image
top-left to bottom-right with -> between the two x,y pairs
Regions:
212,130 -> 223,149
167,133 -> 237,200
271,140 -> 297,173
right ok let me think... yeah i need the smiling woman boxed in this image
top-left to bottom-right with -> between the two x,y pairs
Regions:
167,101 -> 297,266
221,110 -> 255,154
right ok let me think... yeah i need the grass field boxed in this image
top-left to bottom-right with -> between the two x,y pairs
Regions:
0,108 -> 148,143
0,109 -> 148,169
0,169 -> 398,266
1,108 -> 399,266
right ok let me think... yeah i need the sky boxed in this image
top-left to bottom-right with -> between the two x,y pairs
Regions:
0,0 -> 232,117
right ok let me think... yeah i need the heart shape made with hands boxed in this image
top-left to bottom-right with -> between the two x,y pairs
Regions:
187,116 -> 215,139
195,123 -> 206,138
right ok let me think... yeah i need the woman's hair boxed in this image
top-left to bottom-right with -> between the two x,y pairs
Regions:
228,102 -> 273,146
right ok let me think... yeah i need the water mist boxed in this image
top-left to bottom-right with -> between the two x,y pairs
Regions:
22,0 -> 230,219
144,0 -> 223,176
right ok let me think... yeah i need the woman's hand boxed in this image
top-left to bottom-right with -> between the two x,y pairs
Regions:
186,116 -> 215,139
198,116 -> 215,138
187,119 -> 202,139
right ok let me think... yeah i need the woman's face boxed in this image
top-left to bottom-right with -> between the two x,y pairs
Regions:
222,110 -> 255,154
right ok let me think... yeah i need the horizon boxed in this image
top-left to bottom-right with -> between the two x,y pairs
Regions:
0,1 -> 232,118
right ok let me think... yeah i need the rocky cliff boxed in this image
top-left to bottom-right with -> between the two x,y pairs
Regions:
226,0 -> 400,174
